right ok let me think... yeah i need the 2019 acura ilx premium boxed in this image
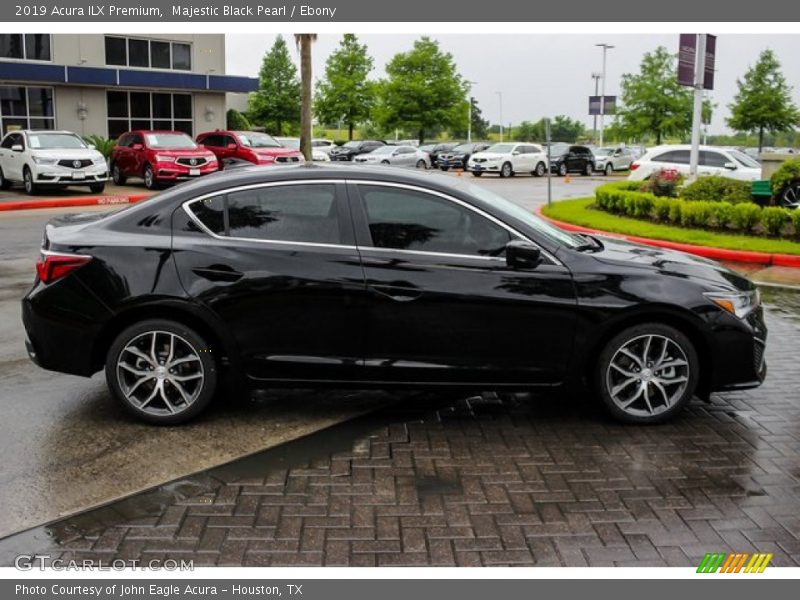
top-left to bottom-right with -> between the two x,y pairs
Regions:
22,165 -> 767,425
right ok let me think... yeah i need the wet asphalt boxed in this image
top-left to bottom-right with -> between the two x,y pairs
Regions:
0,174 -> 648,540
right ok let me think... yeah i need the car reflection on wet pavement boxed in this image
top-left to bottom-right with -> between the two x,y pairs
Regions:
1,288 -> 798,567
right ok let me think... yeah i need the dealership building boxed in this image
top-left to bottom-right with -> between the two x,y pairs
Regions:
0,34 -> 257,139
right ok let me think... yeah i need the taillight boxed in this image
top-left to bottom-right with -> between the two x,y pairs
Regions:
630,162 -> 640,171
35,252 -> 92,284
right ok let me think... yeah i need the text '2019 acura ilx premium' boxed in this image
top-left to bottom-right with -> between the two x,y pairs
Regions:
22,165 -> 767,424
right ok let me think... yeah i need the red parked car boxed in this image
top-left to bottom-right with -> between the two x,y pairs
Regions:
110,130 -> 218,190
196,130 -> 304,167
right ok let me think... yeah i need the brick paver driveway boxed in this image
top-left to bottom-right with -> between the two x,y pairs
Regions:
1,288 -> 799,568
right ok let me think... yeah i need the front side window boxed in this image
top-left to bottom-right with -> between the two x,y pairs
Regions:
359,185 -> 513,257
700,151 -> 728,168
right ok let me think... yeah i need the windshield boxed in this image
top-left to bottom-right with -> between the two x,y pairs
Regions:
452,144 -> 473,153
28,133 -> 87,150
145,133 -> 196,149
485,143 -> 514,153
419,144 -> 435,152
453,180 -> 581,249
237,132 -> 281,148
548,143 -> 569,156
594,148 -> 614,157
278,138 -> 300,149
370,146 -> 395,154
343,141 -> 361,148
730,150 -> 760,169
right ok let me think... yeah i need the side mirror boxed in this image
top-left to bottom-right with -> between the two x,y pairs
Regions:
506,241 -> 542,270
227,143 -> 237,150
512,151 -> 520,156
723,161 -> 737,170
11,144 -> 23,152
88,143 -> 96,150
131,143 -> 143,150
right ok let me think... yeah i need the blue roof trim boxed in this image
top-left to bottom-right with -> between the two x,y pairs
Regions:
0,61 -> 257,93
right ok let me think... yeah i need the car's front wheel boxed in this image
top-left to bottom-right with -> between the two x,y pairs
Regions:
558,163 -> 568,176
89,183 -> 106,194
105,319 -> 218,424
500,162 -> 513,178
143,164 -> 157,190
0,166 -> 11,190
583,162 -> 593,176
595,323 -> 699,424
605,163 -> 614,176
111,162 -> 126,185
23,166 -> 37,195
471,171 -> 482,177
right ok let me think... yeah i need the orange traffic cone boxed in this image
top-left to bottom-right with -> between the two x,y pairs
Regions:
564,175 -> 572,183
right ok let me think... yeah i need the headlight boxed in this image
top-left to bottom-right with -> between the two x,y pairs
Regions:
704,289 -> 760,319
33,156 -> 57,165
92,157 -> 106,165
155,155 -> 176,163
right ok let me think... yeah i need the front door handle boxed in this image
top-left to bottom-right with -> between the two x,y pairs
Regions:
370,284 -> 422,302
192,265 -> 244,282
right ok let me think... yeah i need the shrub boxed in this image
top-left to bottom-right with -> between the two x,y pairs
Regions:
680,176 -> 752,204
82,134 -> 115,159
791,210 -> 800,238
642,168 -> 683,197
731,203 -> 762,232
771,158 -> 800,197
680,201 -> 714,228
226,108 -> 251,131
653,197 -> 673,222
668,201 -> 683,224
633,194 -> 655,218
761,207 -> 789,236
710,202 -> 735,229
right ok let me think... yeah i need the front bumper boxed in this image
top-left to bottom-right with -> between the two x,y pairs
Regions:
709,305 -> 768,392
468,162 -> 500,172
439,157 -> 465,169
155,163 -> 218,181
34,164 -> 108,184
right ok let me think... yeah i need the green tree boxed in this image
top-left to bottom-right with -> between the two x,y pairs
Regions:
315,34 -> 375,141
617,46 -> 693,145
516,120 -> 543,142
248,35 -> 300,135
226,108 -> 251,131
452,97 -> 490,140
727,49 -> 800,152
374,37 -> 467,144
515,116 -> 584,143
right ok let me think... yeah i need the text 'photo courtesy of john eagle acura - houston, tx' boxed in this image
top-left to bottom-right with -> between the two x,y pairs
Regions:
22,164 -> 767,425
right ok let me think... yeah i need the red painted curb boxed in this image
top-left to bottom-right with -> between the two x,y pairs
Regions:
0,194 -> 151,212
536,206 -> 800,268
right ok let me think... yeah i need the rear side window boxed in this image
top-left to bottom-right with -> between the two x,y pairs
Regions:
653,150 -> 690,164
188,184 -> 342,245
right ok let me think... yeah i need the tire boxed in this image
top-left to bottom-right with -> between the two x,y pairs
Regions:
143,164 -> 157,190
23,166 -> 37,195
105,319 -> 218,425
0,167 -> 11,190
381,160 -> 390,165
583,162 -> 593,176
471,171 -> 483,177
779,181 -> 800,208
533,162 -> 546,177
89,183 -> 106,194
416,159 -> 427,170
111,163 -> 126,185
594,323 -> 699,424
605,163 -> 614,176
558,163 -> 568,176
440,166 -> 450,172
500,162 -> 513,178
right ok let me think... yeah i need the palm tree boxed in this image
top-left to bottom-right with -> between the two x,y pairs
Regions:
295,34 -> 317,162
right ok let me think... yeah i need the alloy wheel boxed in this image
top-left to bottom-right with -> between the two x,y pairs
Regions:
116,330 -> 204,417
605,334 -> 690,418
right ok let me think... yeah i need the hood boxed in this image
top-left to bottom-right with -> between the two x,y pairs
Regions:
32,148 -> 104,161
471,152 -> 506,160
331,146 -> 358,154
149,147 -> 214,158
588,235 -> 754,291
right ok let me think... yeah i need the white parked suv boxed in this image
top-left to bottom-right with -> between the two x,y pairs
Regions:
628,145 -> 762,182
467,142 -> 548,178
0,130 -> 108,195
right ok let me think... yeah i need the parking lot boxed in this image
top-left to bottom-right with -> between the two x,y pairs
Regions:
1,173 -> 799,567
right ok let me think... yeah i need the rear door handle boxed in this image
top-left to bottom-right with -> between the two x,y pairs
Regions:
370,284 -> 422,302
192,265 -> 244,282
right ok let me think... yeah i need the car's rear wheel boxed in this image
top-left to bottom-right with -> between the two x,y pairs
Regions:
500,162 -> 513,178
558,163 -> 568,176
594,323 -> 699,424
416,159 -> 427,169
23,167 -> 37,195
583,162 -> 593,176
0,166 -> 11,190
105,319 -> 217,425
143,164 -> 157,190
533,162 -> 546,177
111,162 -> 126,185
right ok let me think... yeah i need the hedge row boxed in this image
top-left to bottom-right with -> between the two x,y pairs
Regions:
595,182 -> 800,238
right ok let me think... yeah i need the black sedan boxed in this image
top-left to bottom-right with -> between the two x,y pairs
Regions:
438,142 -> 491,171
420,143 -> 458,168
23,165 -> 767,424
328,140 -> 385,161
549,144 -> 596,176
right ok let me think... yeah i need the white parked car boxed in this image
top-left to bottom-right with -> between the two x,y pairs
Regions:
467,142 -> 548,178
275,137 -> 330,162
593,146 -> 635,175
628,145 -> 762,182
353,145 -> 431,169
311,138 -> 336,156
0,130 -> 108,195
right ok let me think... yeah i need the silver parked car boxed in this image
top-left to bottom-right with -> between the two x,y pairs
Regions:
593,146 -> 635,175
353,145 -> 431,168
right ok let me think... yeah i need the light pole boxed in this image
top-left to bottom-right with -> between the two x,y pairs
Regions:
591,72 -> 601,142
496,91 -> 503,142
595,43 -> 615,147
466,81 -> 478,143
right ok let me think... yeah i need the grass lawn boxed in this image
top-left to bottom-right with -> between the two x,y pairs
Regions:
542,197 -> 800,256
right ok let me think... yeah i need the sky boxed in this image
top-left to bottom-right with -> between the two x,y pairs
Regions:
224,34 -> 800,135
